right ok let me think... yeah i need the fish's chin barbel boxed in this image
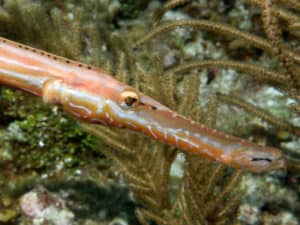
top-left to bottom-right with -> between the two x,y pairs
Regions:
0,37 -> 286,173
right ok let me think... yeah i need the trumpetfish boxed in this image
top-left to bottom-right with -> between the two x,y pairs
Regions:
0,37 -> 286,173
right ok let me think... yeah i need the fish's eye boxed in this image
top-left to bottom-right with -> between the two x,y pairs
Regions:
119,90 -> 140,109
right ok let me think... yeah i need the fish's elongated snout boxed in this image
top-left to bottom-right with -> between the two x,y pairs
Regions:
107,92 -> 287,173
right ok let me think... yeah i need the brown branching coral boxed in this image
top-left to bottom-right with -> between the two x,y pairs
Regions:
0,0 -> 120,66
168,59 -> 289,86
136,20 -> 300,65
153,0 -> 191,26
246,0 -> 300,31
217,93 -> 300,137
181,160 -> 242,225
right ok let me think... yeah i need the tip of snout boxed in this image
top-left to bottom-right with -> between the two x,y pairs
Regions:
249,157 -> 287,174
276,157 -> 287,172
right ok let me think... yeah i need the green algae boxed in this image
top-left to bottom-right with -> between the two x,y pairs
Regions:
4,105 -> 100,171
0,208 -> 17,222
0,88 -> 100,175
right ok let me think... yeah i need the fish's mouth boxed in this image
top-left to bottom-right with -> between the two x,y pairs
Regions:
273,157 -> 287,171
253,156 -> 286,173
253,156 -> 286,171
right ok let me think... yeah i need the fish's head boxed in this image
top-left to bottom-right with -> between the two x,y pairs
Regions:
102,87 -> 180,132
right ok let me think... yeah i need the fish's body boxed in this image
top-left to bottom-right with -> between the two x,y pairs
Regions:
0,37 -> 286,173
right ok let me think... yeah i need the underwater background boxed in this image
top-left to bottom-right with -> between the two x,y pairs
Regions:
0,0 -> 299,224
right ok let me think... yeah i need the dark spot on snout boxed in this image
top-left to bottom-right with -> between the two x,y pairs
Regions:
251,157 -> 272,162
139,102 -> 157,110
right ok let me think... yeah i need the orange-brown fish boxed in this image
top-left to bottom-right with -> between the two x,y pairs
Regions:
0,37 -> 286,173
